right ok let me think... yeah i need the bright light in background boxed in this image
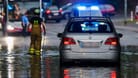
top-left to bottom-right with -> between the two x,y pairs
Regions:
81,24 -> 86,27
5,37 -> 14,53
77,6 -> 86,10
67,3 -> 72,6
7,25 -> 14,30
95,24 -> 98,26
8,5 -> 13,10
99,22 -> 106,25
91,6 -> 100,10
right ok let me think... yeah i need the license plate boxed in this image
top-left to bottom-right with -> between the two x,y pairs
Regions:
48,15 -> 52,18
53,13 -> 59,15
80,42 -> 100,48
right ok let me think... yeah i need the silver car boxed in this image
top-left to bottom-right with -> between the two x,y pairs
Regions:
57,16 -> 123,64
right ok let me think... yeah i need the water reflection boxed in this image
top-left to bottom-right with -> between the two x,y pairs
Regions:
121,46 -> 138,78
45,57 -> 51,78
29,55 -> 41,78
0,51 -> 59,78
1,36 -> 137,78
6,56 -> 15,78
5,37 -> 14,53
5,37 -> 15,78
43,56 -> 60,78
62,67 -> 116,78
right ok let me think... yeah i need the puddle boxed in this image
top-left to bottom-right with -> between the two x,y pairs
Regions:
0,44 -> 138,78
121,45 -> 138,78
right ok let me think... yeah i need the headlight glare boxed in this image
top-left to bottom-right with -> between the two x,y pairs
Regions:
7,25 -> 14,30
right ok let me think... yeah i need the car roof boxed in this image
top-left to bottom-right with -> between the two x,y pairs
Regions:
60,3 -> 72,9
69,16 -> 112,23
47,5 -> 59,10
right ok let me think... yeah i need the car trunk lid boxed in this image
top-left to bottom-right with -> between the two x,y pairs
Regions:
64,33 -> 116,53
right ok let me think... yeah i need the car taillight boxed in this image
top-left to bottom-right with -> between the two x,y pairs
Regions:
46,10 -> 51,14
110,70 -> 116,78
59,9 -> 62,13
63,37 -> 76,45
105,37 -> 118,46
64,69 -> 70,78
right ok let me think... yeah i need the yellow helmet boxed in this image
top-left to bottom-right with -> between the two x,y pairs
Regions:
34,8 -> 40,15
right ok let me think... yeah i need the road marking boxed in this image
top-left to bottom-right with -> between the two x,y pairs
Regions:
122,52 -> 138,55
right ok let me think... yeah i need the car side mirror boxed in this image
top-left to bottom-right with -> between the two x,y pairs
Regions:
57,33 -> 63,38
117,33 -> 123,38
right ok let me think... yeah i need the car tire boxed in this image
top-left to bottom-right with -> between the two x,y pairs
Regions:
64,13 -> 70,20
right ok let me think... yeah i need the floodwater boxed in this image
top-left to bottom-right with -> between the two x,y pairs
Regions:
0,37 -> 138,78
0,36 -> 60,78
0,49 -> 60,78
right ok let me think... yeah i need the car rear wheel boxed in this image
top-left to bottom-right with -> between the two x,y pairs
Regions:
64,13 -> 70,20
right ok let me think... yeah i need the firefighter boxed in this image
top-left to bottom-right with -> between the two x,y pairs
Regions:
28,8 -> 46,55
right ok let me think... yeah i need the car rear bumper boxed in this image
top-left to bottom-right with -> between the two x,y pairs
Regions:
60,50 -> 120,61
7,29 -> 30,36
102,11 -> 116,16
7,29 -> 22,33
45,15 -> 62,20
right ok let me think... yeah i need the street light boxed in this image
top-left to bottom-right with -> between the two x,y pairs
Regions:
124,0 -> 127,25
3,0 -> 9,24
40,0 -> 42,18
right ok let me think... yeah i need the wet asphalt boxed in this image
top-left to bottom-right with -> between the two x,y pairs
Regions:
0,35 -> 60,78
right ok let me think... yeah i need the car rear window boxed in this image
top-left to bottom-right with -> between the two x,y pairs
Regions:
67,21 -> 113,33
49,6 -> 59,11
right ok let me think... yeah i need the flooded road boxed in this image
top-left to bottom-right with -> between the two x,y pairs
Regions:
0,36 -> 60,78
121,46 -> 138,78
0,37 -> 138,78
1,45 -> 138,78
0,49 -> 60,78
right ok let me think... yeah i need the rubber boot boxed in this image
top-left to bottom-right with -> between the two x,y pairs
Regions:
35,50 -> 41,55
29,48 -> 35,55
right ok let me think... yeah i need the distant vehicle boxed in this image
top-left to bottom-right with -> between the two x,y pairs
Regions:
57,16 -> 123,64
99,4 -> 116,16
43,5 -> 63,22
59,3 -> 73,19
6,1 -> 40,36
6,7 -> 36,35
71,4 -> 103,17
60,3 -> 102,19
135,5 -> 138,21
60,3 -> 115,19
6,20 -> 23,35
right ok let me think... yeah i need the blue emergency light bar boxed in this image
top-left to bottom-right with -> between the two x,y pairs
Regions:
77,6 -> 86,10
90,6 -> 100,10
77,6 -> 100,10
